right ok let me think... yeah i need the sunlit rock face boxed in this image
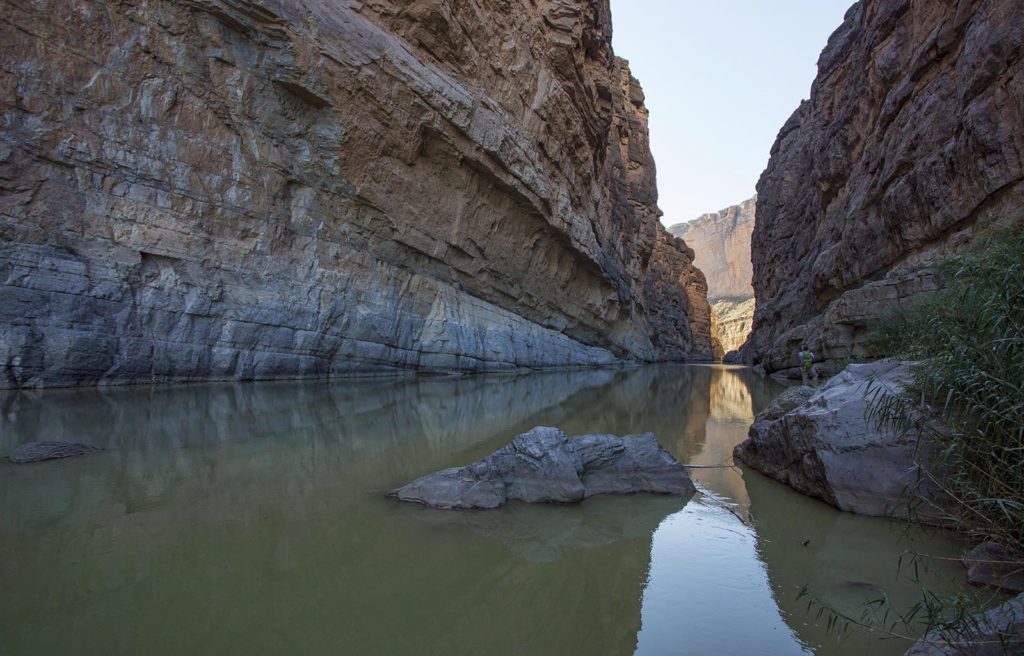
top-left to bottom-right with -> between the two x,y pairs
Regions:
0,0 -> 714,388
669,196 -> 755,302
743,0 -> 1024,372
669,197 -> 756,354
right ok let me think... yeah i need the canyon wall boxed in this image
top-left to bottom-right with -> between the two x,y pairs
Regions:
669,196 -> 756,302
669,196 -> 756,353
743,0 -> 1024,373
0,0 -> 715,388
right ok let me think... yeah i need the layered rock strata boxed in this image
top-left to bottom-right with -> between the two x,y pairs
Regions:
0,0 -> 714,388
743,0 -> 1024,372
389,426 -> 695,509
670,197 -> 756,354
712,297 -> 756,356
669,195 -> 756,302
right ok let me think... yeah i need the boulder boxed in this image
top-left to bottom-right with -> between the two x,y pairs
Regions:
905,593 -> 1024,655
734,361 -> 945,519
965,542 -> 1024,595
8,440 -> 102,463
389,426 -> 695,510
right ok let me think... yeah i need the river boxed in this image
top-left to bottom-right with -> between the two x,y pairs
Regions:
0,365 -> 967,655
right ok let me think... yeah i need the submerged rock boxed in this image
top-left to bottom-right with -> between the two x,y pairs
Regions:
389,427 -> 695,509
8,441 -> 102,464
965,542 -> 1024,595
905,593 -> 1024,655
734,361 -> 946,519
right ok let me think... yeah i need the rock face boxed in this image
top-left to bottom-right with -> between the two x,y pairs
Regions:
905,593 -> 1024,656
669,197 -> 756,354
712,297 -> 756,356
7,441 -> 102,464
669,196 -> 756,302
734,361 -> 945,519
743,0 -> 1024,372
0,0 -> 714,388
389,426 -> 696,509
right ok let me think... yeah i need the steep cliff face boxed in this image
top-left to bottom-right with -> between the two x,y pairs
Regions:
0,0 -> 714,387
669,196 -> 756,302
744,0 -> 1024,373
669,196 -> 756,353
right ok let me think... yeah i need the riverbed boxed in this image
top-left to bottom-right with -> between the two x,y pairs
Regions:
0,365 -> 967,655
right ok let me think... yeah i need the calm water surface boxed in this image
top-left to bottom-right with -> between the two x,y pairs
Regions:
0,365 -> 968,655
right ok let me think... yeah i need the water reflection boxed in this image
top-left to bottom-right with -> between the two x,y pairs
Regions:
0,366 -> 966,655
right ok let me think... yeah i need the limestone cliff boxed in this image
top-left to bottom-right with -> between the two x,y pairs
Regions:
0,0 -> 714,388
669,196 -> 756,302
743,0 -> 1024,373
669,196 -> 756,354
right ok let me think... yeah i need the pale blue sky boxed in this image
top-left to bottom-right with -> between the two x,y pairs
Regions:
609,0 -> 853,224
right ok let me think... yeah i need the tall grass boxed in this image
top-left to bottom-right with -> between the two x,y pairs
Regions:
869,230 -> 1024,552
795,231 -> 1024,652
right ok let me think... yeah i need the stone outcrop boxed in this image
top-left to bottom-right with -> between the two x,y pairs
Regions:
905,593 -> 1024,656
0,0 -> 714,388
734,360 -> 946,519
669,197 -> 756,354
389,426 -> 695,509
7,441 -> 102,464
743,0 -> 1024,372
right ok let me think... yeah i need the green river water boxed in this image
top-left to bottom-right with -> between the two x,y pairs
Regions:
0,365 -> 969,655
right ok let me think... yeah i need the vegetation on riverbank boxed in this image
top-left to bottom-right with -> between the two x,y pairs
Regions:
800,231 -> 1024,652
870,229 -> 1024,555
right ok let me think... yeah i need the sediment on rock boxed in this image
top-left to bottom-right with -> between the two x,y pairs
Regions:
0,0 -> 713,388
743,0 -> 1024,373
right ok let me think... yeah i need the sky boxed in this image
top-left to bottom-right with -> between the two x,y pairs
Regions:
608,0 -> 854,225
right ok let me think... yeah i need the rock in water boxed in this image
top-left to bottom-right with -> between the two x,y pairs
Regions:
905,593 -> 1024,655
734,361 -> 946,519
389,427 -> 695,509
8,441 -> 102,463
964,542 -> 1024,595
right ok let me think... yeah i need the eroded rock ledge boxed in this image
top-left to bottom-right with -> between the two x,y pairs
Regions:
0,0 -> 713,388
389,426 -> 695,509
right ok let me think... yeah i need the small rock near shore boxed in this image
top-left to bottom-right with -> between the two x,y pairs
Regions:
905,592 -> 1023,655
965,542 -> 1024,594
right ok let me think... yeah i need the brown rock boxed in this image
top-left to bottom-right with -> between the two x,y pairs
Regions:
669,196 -> 756,355
0,0 -> 713,388
669,196 -> 756,302
743,0 -> 1024,372
712,297 -> 756,355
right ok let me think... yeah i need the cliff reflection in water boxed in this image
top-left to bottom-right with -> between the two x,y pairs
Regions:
0,366 -> 966,656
